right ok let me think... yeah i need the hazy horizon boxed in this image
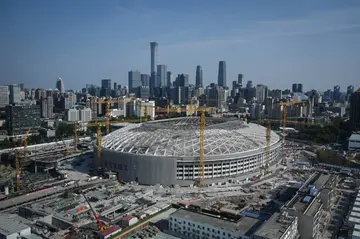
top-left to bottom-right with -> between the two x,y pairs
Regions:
1,0 -> 360,91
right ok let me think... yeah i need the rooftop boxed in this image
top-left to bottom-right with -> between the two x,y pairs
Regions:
350,133 -> 360,141
102,118 -> 280,157
254,212 -> 296,239
0,214 -> 31,236
98,225 -> 121,237
170,209 -> 262,236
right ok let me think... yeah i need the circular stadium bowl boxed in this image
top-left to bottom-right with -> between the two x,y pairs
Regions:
95,117 -> 282,186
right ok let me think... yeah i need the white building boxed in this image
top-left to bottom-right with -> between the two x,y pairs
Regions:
65,92 -> 77,109
121,215 -> 138,227
66,105 -> 92,122
0,215 -> 31,239
135,100 -> 155,120
169,209 -> 260,239
349,134 -> 360,151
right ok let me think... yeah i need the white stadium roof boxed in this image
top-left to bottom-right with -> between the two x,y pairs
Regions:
102,117 -> 280,157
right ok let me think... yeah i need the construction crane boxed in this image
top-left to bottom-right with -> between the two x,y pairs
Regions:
265,121 -> 271,175
15,150 -> 20,192
144,105 -> 148,122
74,121 -> 78,153
97,126 -> 102,170
78,185 -> 108,231
279,101 -> 307,164
199,111 -> 205,185
15,128 -> 31,192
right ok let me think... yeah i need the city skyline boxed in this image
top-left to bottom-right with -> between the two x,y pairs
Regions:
1,0 -> 360,91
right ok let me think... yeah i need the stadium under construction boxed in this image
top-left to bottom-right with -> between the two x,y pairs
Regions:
95,117 -> 282,186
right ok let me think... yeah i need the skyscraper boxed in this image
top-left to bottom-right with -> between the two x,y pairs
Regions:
333,85 -> 341,101
292,83 -> 303,93
218,61 -> 226,87
8,84 -> 21,104
350,89 -> 360,129
195,65 -> 203,88
0,86 -> 9,108
56,78 -> 65,93
128,70 -> 142,91
150,42 -> 158,92
157,65 -> 167,87
167,71 -> 173,87
347,85 -> 355,95
101,79 -> 111,90
141,74 -> 150,87
238,74 -> 243,88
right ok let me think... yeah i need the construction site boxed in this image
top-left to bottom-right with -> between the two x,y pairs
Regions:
0,100 -> 358,239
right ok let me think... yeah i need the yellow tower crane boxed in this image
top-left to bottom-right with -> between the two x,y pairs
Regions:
15,128 -> 31,192
199,111 -> 205,186
279,101 -> 307,164
74,121 -> 78,152
144,105 -> 148,122
97,126 -> 102,170
15,150 -> 20,192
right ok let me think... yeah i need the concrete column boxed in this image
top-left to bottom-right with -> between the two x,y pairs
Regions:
182,165 -> 185,180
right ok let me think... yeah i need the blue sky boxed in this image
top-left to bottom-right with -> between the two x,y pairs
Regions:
1,0 -> 360,91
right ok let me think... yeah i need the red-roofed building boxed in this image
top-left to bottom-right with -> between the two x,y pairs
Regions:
121,215 -> 138,227
97,225 -> 121,239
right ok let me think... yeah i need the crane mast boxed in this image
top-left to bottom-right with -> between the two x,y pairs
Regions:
97,126 -> 102,169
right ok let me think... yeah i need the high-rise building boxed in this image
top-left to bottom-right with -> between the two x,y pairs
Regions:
167,71 -> 173,87
217,61 -> 226,87
101,79 -> 112,97
333,85 -> 341,101
195,65 -> 203,88
113,82 -> 117,91
350,89 -> 360,129
347,85 -> 355,95
56,78 -> 65,93
292,83 -> 303,93
41,96 -> 54,118
0,86 -> 9,108
65,92 -> 77,109
101,79 -> 111,90
238,74 -> 243,88
5,104 -> 41,135
150,42 -> 158,93
141,74 -> 150,87
157,65 -> 167,87
150,42 -> 158,75
66,106 -> 92,122
177,74 -> 189,87
128,70 -> 142,92
8,84 -> 21,104
256,84 -> 268,104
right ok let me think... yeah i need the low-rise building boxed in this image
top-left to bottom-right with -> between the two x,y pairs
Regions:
0,214 -> 31,239
121,215 -> 138,227
349,134 -> 360,151
169,209 -> 262,239
98,225 -> 122,239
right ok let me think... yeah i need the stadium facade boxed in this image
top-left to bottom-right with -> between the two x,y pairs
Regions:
95,118 -> 282,186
